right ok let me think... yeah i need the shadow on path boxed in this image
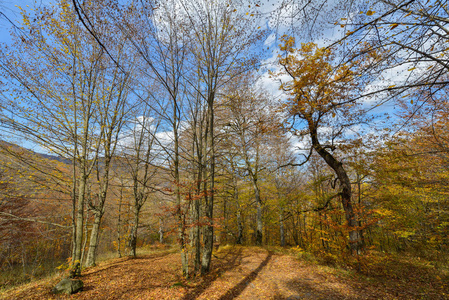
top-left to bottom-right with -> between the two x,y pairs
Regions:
181,247 -> 244,300
217,251 -> 273,300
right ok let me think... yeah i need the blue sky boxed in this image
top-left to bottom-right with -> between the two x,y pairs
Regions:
0,1 -> 56,151
0,0 -> 430,155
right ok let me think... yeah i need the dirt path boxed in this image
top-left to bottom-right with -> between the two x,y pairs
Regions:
2,247 -> 446,299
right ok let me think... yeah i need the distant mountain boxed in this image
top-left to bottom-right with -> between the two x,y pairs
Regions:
0,140 -> 71,165
33,152 -> 71,164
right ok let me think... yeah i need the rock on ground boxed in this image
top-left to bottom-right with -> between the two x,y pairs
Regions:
52,278 -> 84,295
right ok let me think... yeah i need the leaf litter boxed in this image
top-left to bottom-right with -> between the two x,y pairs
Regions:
1,246 -> 447,299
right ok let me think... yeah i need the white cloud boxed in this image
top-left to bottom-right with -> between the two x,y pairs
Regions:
264,33 -> 276,46
361,59 -> 432,111
155,130 -> 174,147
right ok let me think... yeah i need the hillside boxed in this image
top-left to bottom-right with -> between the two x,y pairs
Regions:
1,246 -> 447,300
0,141 -> 70,165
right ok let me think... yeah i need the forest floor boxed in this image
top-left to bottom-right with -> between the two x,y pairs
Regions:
1,245 -> 448,300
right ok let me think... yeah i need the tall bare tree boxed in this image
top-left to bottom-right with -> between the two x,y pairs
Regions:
179,0 -> 267,273
0,0 -> 135,269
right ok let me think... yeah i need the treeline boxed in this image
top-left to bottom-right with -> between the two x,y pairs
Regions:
0,0 -> 448,288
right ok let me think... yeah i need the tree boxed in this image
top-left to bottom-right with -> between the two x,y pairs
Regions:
277,1 -> 449,113
219,77 -> 284,245
0,0 -> 135,269
269,146 -> 301,247
180,0 -> 267,273
341,0 -> 449,92
119,108 -> 162,257
70,0 -> 267,275
117,0 -> 193,276
367,85 -> 449,255
275,39 -> 373,255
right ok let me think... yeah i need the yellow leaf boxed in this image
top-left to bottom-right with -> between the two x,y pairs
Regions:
366,10 -> 375,16
387,85 -> 396,89
390,23 -> 399,29
407,67 -> 416,71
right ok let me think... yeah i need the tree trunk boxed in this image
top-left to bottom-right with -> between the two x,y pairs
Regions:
242,135 -> 262,246
192,197 -> 201,275
179,209 -> 189,277
174,101 -> 188,278
202,201 -> 213,275
71,160 -> 77,265
159,217 -> 164,244
181,248 -> 189,278
255,195 -> 263,245
309,123 -> 363,255
117,186 -> 123,258
85,212 -> 103,267
237,208 -> 243,245
233,168 -> 243,245
129,206 -> 140,257
85,172 -> 110,267
357,172 -> 365,249
202,94 -> 215,275
73,173 -> 87,268
80,208 -> 89,265
191,114 -> 203,276
223,193 -> 227,243
280,210 -> 285,247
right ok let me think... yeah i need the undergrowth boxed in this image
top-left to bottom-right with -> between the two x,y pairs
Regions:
0,259 -> 65,293
0,243 -> 177,294
280,245 -> 449,283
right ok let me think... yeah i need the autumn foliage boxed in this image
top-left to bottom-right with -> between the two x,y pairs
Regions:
0,0 -> 448,298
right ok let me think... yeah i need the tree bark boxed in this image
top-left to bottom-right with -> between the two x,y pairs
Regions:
85,165 -> 111,267
117,186 -> 123,258
191,108 -> 203,276
309,122 -> 363,255
237,209 -> 243,245
280,210 -> 285,247
159,217 -> 164,244
202,96 -> 215,275
85,212 -> 103,267
255,195 -> 263,245
241,130 -> 263,246
128,205 -> 140,257
174,98 -> 188,278
73,173 -> 87,269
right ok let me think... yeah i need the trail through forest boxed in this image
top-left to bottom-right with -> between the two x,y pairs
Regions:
2,246 -> 447,299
